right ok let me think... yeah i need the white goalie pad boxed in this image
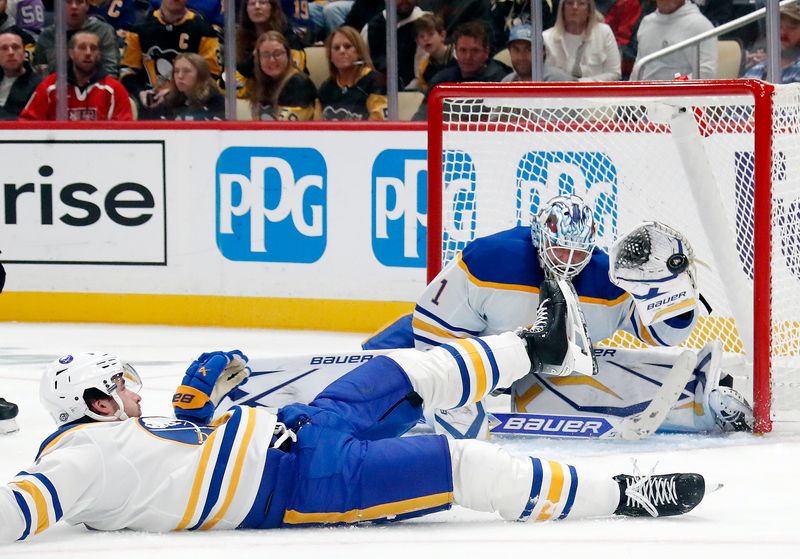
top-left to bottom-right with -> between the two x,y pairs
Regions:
215,350 -> 391,417
609,221 -> 698,326
508,342 -> 725,436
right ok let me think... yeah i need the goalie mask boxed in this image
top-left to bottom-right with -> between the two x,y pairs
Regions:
532,195 -> 597,279
40,352 -> 142,426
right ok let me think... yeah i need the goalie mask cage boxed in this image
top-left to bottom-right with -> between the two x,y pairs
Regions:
427,80 -> 800,433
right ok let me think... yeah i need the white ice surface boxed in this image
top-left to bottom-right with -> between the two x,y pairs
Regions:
1,322 -> 799,559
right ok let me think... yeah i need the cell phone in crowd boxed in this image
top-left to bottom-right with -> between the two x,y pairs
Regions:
145,91 -> 155,107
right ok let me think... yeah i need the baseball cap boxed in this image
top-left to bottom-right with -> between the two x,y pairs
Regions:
781,3 -> 800,22
508,23 -> 532,44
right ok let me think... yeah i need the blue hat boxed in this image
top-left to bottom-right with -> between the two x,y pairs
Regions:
508,23 -> 532,44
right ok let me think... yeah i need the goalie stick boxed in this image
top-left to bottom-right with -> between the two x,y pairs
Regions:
490,350 -> 697,439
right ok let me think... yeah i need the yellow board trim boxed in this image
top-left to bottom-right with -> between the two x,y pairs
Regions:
283,491 -> 454,524
0,292 -> 414,332
536,461 -> 565,522
13,480 -> 49,534
454,339 -> 487,402
202,408 -> 257,530
176,429 -> 220,531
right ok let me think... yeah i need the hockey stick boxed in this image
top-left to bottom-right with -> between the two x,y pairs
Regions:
489,350 -> 697,440
615,349 -> 697,440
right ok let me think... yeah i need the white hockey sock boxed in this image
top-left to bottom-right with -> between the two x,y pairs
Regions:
448,439 -> 619,522
391,332 -> 531,411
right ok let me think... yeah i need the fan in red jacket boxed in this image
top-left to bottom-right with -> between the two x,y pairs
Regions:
20,29 -> 132,120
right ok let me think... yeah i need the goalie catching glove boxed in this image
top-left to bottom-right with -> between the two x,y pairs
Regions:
609,221 -> 698,327
173,350 -> 250,424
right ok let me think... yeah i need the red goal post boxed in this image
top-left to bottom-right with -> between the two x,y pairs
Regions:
427,80 -> 800,433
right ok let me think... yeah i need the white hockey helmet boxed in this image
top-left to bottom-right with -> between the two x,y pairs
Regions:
39,352 -> 142,427
532,195 -> 597,279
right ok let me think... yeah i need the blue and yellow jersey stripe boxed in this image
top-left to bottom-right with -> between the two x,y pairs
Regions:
9,471 -> 63,540
175,406 -> 263,532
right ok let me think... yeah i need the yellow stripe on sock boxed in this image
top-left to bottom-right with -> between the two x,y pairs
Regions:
536,461 -> 565,521
454,339 -> 488,402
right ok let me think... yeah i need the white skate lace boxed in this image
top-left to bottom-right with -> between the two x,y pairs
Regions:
623,462 -> 678,518
531,298 -> 551,333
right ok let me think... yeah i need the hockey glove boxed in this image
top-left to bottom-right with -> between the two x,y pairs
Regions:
173,350 -> 250,424
609,221 -> 698,326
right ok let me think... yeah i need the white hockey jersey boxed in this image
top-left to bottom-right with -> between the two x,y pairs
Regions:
0,406 -> 276,543
413,227 -> 697,351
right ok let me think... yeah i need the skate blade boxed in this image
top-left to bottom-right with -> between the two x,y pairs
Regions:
0,419 -> 19,435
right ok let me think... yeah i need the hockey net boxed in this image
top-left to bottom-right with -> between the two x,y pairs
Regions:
426,80 -> 800,432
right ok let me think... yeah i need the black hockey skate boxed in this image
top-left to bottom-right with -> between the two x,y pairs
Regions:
516,279 -> 569,375
0,398 -> 19,435
614,473 -> 706,517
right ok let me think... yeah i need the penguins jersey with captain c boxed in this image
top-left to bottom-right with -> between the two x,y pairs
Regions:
414,226 -> 698,351
0,406 -> 276,543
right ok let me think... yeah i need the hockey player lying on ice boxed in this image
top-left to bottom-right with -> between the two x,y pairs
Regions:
0,281 -> 709,544
362,194 -> 755,439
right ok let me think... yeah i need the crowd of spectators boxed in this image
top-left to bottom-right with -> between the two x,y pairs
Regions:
0,0 -> 792,121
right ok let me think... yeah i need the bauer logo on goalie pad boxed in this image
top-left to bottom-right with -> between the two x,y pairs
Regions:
372,149 -> 428,267
216,147 -> 327,263
514,151 -> 618,248
490,412 -> 614,438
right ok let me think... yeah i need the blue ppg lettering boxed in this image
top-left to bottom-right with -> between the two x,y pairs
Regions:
514,151 -> 619,249
216,147 -> 327,263
442,150 -> 477,256
371,149 -> 428,267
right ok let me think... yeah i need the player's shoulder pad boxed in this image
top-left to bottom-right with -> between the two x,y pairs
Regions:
34,420 -> 96,461
572,248 -> 628,302
461,226 -> 544,288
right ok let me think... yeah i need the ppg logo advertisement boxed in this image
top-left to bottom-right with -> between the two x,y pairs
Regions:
371,149 -> 427,268
216,147 -> 327,263
515,151 -> 619,249
0,140 -> 166,265
442,149 -> 478,255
